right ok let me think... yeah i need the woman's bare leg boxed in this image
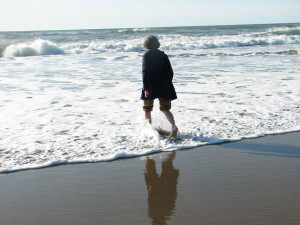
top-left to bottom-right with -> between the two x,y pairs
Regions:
145,111 -> 152,124
162,110 -> 178,136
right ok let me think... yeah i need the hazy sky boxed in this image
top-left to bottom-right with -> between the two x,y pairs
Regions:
0,0 -> 299,31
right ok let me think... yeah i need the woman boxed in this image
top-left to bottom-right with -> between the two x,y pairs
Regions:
141,35 -> 178,136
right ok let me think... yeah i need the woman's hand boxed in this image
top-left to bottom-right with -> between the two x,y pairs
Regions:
144,90 -> 150,98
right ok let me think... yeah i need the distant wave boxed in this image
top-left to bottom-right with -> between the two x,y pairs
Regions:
61,41 -> 144,54
3,39 -> 65,57
171,50 -> 299,58
118,28 -> 150,33
2,33 -> 299,57
62,35 -> 299,54
267,26 -> 300,36
164,35 -> 300,50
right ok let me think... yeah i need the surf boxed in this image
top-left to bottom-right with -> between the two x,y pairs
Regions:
3,39 -> 65,57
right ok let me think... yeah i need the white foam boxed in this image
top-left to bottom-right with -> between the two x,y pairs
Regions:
4,32 -> 299,58
118,28 -> 150,33
61,40 -> 144,54
3,39 -> 64,57
1,51 -> 299,173
267,26 -> 300,35
61,35 -> 299,54
162,34 -> 300,50
1,25 -> 300,173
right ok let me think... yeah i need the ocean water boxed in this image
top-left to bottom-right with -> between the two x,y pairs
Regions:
0,23 -> 300,173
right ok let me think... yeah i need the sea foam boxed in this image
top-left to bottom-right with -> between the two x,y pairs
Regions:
267,26 -> 300,35
3,33 -> 299,58
3,39 -> 64,57
62,35 -> 299,54
0,24 -> 300,173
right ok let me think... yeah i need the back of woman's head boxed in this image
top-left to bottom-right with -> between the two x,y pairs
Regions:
143,35 -> 160,50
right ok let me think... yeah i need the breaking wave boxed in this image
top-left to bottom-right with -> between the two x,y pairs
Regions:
268,26 -> 300,35
118,28 -> 151,33
3,39 -> 65,57
2,33 -> 300,57
172,50 -> 299,58
62,35 -> 300,54
62,41 -> 144,54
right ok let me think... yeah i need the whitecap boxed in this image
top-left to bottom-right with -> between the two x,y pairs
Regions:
3,39 -> 65,57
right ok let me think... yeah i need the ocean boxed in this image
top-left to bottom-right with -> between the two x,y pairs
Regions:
0,23 -> 300,173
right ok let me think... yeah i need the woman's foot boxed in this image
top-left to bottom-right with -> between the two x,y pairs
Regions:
171,125 -> 178,137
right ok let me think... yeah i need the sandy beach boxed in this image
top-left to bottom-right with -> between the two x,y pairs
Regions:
0,132 -> 299,225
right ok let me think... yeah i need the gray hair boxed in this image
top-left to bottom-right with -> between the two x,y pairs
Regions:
143,35 -> 160,50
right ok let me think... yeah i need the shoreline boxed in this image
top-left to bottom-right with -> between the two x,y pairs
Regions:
1,130 -> 300,175
0,131 -> 299,224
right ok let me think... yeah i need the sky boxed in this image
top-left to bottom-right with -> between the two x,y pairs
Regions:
0,0 -> 300,31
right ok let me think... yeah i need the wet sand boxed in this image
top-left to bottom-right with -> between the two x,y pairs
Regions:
0,132 -> 299,225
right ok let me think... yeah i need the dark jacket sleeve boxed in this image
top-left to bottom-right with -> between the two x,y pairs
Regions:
165,54 -> 174,81
142,54 -> 150,90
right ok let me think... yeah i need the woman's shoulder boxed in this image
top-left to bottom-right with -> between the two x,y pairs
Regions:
143,49 -> 168,64
144,49 -> 166,58
143,50 -> 151,59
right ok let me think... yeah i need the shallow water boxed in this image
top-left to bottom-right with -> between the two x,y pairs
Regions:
0,23 -> 300,172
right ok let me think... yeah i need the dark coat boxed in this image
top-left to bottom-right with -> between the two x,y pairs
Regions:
141,49 -> 177,100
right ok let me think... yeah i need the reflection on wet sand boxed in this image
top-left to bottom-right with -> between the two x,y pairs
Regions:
144,152 -> 179,225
